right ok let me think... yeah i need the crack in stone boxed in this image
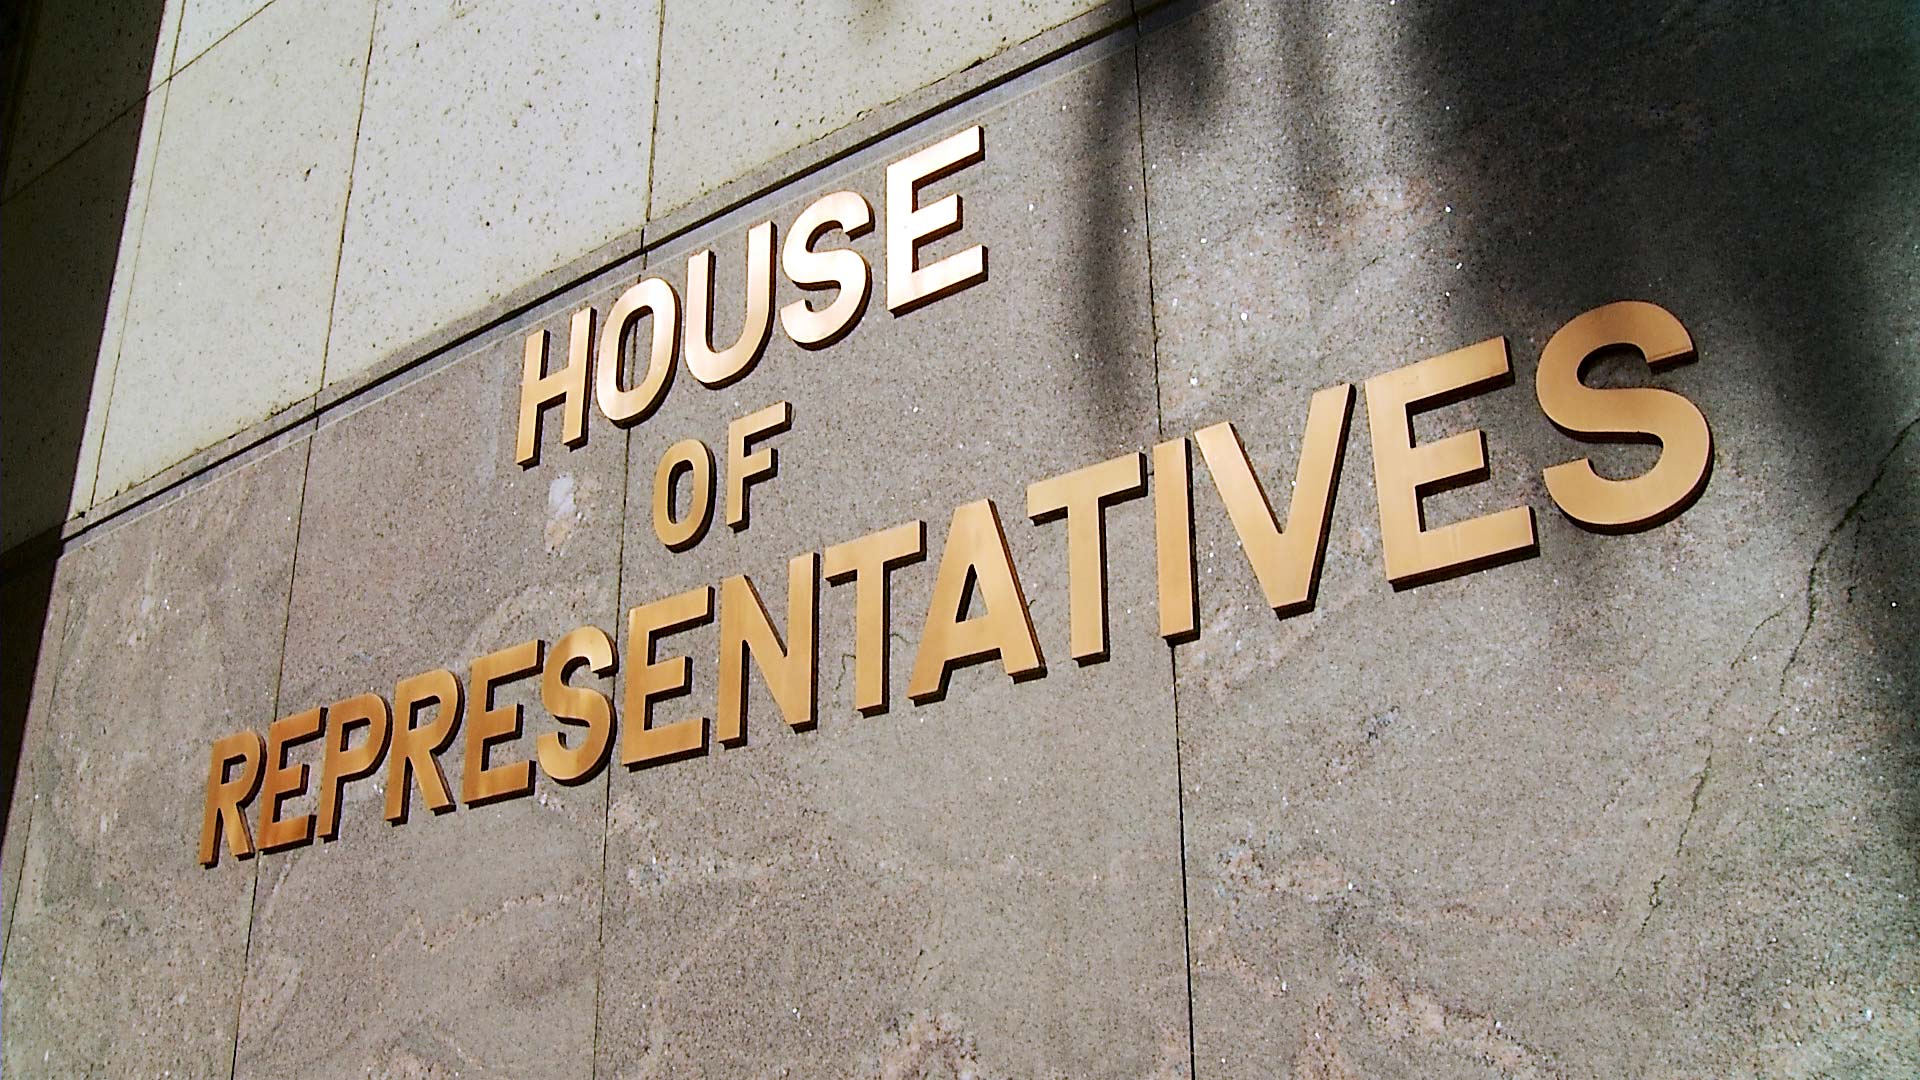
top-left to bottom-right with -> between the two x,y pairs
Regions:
1778,412 -> 1920,698
1642,743 -> 1713,929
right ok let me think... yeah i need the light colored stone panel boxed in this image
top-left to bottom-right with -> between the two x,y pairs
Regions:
69,82 -> 175,520
594,47 -> 1189,1077
0,0 -> 178,198
96,0 -> 374,502
174,0 -> 275,71
650,0 -> 1107,217
0,85 -> 164,549
0,441 -> 308,1077
231,334 -> 627,1077
322,0 -> 658,388
1140,1 -> 1920,1075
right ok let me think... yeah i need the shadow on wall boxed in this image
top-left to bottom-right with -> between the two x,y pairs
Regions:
1126,0 -> 1918,1068
0,0 -> 173,853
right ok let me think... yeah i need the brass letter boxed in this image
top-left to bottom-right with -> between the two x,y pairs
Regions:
1536,300 -> 1712,530
385,668 -> 463,824
781,190 -> 873,348
1026,452 -> 1147,663
622,586 -> 713,766
717,553 -> 819,745
256,707 -> 324,853
726,401 -> 792,531
199,730 -> 265,867
463,640 -> 543,807
822,520 -> 927,715
1365,339 -> 1537,587
886,125 -> 987,315
538,625 -> 616,785
686,221 -> 774,387
652,437 -> 715,551
1194,385 -> 1353,616
315,692 -> 391,842
515,311 -> 592,467
908,499 -> 1044,703
597,277 -> 679,426
1153,437 -> 1197,642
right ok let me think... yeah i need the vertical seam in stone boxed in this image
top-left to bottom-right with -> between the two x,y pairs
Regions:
226,432 -> 316,1080
1127,6 -> 1200,1077
82,72 -> 174,516
642,0 -> 667,229
316,1 -> 381,392
586,321 -> 639,1079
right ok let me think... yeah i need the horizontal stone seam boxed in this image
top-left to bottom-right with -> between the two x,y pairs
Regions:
21,0 -> 1190,567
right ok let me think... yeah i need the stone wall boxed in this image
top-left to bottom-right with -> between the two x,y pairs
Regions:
2,1 -> 1915,1076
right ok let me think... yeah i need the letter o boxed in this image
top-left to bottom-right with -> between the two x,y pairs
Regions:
597,277 -> 679,426
652,438 -> 715,551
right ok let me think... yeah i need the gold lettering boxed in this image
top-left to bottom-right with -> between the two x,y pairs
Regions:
686,221 -> 774,387
822,521 -> 926,715
622,587 -> 713,766
908,499 -> 1044,703
315,692 -> 390,842
1194,385 -> 1353,616
717,553 -> 819,745
652,437 -> 715,551
780,190 -> 873,348
538,625 -> 617,784
1026,452 -> 1146,663
385,668 -> 463,824
596,277 -> 679,426
886,125 -> 987,315
1152,437 -> 1197,642
256,707 -> 324,853
726,401 -> 793,531
1365,339 -> 1536,587
514,314 -> 591,467
1536,300 -> 1712,530
462,640 -> 543,807
199,730 -> 265,867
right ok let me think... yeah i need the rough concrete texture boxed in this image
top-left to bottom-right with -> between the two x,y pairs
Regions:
594,45 -> 1190,1077
0,442 -> 306,1076
230,327 -> 628,1077
324,0 -> 660,388
0,0 -> 175,199
649,0 -> 1108,216
1138,1 -> 1918,1075
95,0 -> 373,501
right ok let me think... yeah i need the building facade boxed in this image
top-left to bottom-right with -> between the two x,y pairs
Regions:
1,1 -> 1916,1075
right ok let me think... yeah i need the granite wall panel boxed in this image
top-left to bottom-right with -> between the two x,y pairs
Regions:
230,321 -> 629,1077
1,441 -> 307,1076
1138,1 -> 1918,1075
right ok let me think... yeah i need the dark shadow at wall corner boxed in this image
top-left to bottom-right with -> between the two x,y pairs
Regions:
0,0 -> 173,853
1398,0 -> 1920,994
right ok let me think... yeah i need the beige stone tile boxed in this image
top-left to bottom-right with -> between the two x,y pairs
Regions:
0,441 -> 308,1077
174,0 -> 275,71
321,0 -> 658,388
649,0 -> 1106,217
0,87 -> 158,548
95,0 -> 374,502
69,82 -> 176,520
